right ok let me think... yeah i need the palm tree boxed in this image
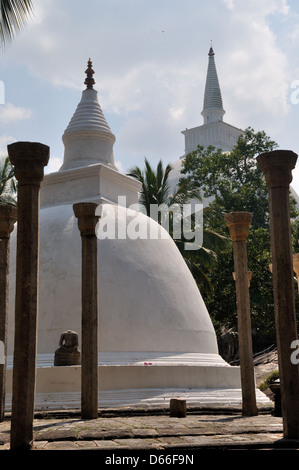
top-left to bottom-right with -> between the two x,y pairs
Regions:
0,0 -> 33,47
0,156 -> 17,205
128,158 -> 173,215
128,158 -> 228,295
128,157 -> 204,212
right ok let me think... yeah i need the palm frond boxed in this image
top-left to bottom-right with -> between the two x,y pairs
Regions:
170,178 -> 202,206
203,229 -> 229,250
184,257 -> 213,295
0,0 -> 33,47
128,158 -> 173,213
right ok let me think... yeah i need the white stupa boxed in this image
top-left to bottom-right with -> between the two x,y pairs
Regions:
6,60 -> 270,409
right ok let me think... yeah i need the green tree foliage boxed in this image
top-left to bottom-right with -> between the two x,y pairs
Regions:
205,227 -> 276,350
179,127 -> 282,228
0,0 -> 33,47
128,157 -> 203,215
128,159 -> 172,214
180,127 -> 299,350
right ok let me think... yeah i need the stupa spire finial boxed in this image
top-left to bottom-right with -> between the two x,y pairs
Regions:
84,58 -> 95,89
201,44 -> 225,124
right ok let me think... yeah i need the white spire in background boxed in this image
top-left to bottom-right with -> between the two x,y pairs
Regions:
201,46 -> 225,124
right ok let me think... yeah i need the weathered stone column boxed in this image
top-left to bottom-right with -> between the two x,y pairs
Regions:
0,205 -> 17,422
73,202 -> 99,419
8,142 -> 49,450
257,149 -> 299,438
233,271 -> 252,287
225,212 -> 258,416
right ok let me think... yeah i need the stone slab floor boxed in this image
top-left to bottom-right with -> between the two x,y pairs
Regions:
0,409 -> 288,452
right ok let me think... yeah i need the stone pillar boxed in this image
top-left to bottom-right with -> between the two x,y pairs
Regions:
73,202 -> 100,419
225,212 -> 258,416
0,205 -> 17,422
233,271 -> 252,287
8,142 -> 49,450
257,149 -> 299,438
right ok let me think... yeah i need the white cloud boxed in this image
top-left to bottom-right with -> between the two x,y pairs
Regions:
222,0 -> 234,10
45,155 -> 63,174
0,135 -> 14,157
210,1 -> 290,137
0,103 -> 32,124
231,0 -> 289,17
115,160 -> 125,173
0,0 -> 298,177
169,104 -> 185,121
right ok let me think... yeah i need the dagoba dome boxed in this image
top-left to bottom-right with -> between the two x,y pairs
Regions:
6,60 -> 270,409
34,202 -> 218,355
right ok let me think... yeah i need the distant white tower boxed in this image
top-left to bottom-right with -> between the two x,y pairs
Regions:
169,46 -> 244,195
201,46 -> 225,124
182,46 -> 243,155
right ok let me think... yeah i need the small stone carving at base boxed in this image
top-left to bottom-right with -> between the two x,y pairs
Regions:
54,330 -> 81,366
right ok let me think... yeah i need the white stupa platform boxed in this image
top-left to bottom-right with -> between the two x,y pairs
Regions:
4,353 -> 272,411
5,389 -> 272,411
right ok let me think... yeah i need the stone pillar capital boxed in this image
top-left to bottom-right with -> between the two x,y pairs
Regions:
8,141 -> 49,185
257,150 -> 298,188
0,205 -> 17,238
73,202 -> 99,236
224,212 -> 252,242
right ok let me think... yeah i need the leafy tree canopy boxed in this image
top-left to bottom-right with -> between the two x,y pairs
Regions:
179,127 -> 297,229
179,127 -> 299,351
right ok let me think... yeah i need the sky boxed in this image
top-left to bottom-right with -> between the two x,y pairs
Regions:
1,0 -> 299,191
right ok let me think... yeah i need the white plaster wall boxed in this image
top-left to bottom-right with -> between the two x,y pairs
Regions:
7,203 -> 218,357
5,363 -> 241,393
40,164 -> 141,208
61,132 -> 115,170
182,121 -> 243,155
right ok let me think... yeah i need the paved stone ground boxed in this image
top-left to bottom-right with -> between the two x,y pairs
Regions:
0,405 -> 295,455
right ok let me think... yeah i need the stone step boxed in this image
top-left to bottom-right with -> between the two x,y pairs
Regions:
5,388 -> 272,411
